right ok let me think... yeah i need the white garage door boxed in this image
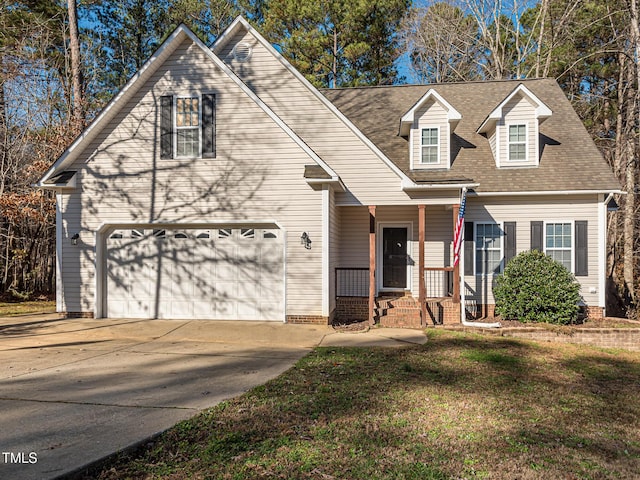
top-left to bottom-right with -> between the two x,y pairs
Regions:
106,226 -> 284,320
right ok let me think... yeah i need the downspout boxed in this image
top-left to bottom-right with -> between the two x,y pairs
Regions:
55,191 -> 64,313
458,188 -> 501,328
600,192 -> 615,316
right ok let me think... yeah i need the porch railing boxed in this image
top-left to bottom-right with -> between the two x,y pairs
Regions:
423,267 -> 454,298
335,267 -> 369,297
335,267 -> 453,299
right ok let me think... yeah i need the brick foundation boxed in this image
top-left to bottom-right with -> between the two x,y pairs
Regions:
467,304 -> 606,321
585,306 -> 604,319
335,295 -> 462,327
286,315 -> 329,325
446,325 -> 640,352
65,312 -> 95,318
334,297 -> 369,323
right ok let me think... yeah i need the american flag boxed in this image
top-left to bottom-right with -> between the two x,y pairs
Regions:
453,188 -> 467,267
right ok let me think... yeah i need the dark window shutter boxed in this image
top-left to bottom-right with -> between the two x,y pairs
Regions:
202,93 -> 216,158
504,222 -> 516,265
464,221 -> 474,276
530,221 -> 543,252
575,221 -> 588,276
160,95 -> 173,159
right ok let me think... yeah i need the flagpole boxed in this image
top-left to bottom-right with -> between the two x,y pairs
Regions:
459,188 -> 466,324
458,187 -> 501,328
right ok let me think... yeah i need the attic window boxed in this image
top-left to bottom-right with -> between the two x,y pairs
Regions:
176,97 -> 200,157
508,124 -> 527,161
421,127 -> 440,164
233,42 -> 252,63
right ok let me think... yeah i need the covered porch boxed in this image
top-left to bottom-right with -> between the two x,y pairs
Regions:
332,203 -> 463,327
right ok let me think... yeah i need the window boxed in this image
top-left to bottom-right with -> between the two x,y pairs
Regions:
545,222 -> 572,271
161,94 -> 216,159
175,97 -> 200,157
240,228 -> 255,239
218,228 -> 232,239
475,223 -> 503,274
508,124 -> 527,161
421,127 -> 439,164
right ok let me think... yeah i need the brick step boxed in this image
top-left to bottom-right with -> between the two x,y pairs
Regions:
376,296 -> 422,328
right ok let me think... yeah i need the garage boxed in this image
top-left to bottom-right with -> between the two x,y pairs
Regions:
105,226 -> 285,320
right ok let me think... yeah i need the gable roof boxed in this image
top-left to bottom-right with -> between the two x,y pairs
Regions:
322,78 -> 621,193
399,89 -> 462,137
38,22 -> 337,187
212,16 -> 418,187
477,83 -> 552,134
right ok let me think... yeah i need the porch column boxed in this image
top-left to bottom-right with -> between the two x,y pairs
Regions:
452,203 -> 461,303
418,205 -> 426,325
368,205 -> 376,325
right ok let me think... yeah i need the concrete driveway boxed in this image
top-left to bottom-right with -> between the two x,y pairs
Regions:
0,314 -> 426,480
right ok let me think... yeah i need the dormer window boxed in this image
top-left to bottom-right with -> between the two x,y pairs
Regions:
508,124 -> 527,161
477,84 -> 551,168
421,127 -> 440,164
400,89 -> 461,171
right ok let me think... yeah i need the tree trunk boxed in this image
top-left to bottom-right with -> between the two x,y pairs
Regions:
624,0 -> 640,307
67,0 -> 84,131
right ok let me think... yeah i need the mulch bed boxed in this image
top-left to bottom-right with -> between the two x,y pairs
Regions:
331,319 -> 370,332
332,317 -> 640,332
466,316 -> 640,329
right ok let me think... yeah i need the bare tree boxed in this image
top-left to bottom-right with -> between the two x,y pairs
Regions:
67,0 -> 85,131
621,0 -> 640,307
400,2 -> 480,83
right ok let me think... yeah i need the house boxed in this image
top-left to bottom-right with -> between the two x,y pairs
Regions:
37,17 -> 622,327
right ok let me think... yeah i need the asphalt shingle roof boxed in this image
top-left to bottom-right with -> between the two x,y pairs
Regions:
321,78 -> 621,193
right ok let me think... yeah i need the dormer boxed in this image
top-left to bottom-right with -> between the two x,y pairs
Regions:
477,84 -> 552,168
400,89 -> 461,170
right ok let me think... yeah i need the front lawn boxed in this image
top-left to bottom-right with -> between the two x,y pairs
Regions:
0,300 -> 56,316
90,330 -> 640,479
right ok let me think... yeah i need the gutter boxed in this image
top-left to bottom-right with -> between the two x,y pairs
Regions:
468,189 -> 626,196
402,180 -> 480,191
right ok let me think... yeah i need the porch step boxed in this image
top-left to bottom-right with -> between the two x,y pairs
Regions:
376,296 -> 422,328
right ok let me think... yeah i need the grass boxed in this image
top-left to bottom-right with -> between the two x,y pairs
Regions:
89,330 -> 640,480
0,300 -> 56,316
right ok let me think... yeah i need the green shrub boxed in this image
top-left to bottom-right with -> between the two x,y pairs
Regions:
493,250 -> 581,324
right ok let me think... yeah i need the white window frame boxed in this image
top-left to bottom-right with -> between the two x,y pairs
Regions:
474,222 -> 504,276
174,95 -> 202,158
507,123 -> 527,162
420,126 -> 440,165
543,220 -> 574,273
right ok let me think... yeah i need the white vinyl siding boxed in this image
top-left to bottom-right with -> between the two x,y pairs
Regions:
496,94 -> 539,167
217,28 -> 413,206
411,99 -> 450,170
463,195 -> 600,306
60,38 -> 325,318
545,222 -> 573,271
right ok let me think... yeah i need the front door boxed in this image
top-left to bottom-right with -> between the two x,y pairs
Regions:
382,227 -> 408,289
